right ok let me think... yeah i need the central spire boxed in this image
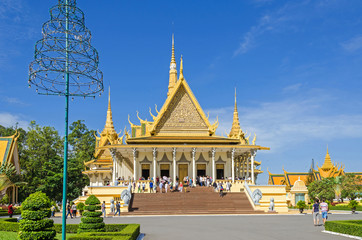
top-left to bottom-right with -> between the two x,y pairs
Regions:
102,86 -> 117,136
168,34 -> 178,96
229,88 -> 241,138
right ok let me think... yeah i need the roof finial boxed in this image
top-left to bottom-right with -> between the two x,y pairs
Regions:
234,87 -> 237,112
171,34 -> 176,64
168,34 -> 178,96
108,85 -> 111,110
179,55 -> 184,80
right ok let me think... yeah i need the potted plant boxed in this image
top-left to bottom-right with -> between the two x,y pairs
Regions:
296,200 -> 306,213
348,200 -> 358,214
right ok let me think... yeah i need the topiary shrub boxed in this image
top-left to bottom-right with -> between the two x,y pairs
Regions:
77,202 -> 85,216
296,200 -> 306,213
18,191 -> 56,240
78,195 -> 105,233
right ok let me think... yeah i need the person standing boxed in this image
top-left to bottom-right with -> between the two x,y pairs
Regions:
165,181 -> 169,193
312,199 -> 320,226
8,204 -> 14,218
219,183 -> 224,197
159,182 -> 163,193
101,201 -> 106,218
320,199 -> 329,225
115,201 -> 121,216
150,181 -> 154,193
142,182 -> 146,193
51,205 -> 56,217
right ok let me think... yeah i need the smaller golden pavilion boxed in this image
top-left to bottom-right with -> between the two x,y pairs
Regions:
0,132 -> 21,203
268,147 -> 361,187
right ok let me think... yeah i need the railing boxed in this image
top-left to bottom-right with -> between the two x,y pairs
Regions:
243,181 -> 258,209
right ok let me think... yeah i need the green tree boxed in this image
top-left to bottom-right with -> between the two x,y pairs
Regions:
67,120 -> 94,200
19,121 -> 64,201
307,177 -> 335,202
340,174 -> 362,200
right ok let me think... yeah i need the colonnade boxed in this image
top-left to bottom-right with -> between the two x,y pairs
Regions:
109,148 -> 257,186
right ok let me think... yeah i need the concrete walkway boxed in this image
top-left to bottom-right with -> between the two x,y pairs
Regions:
52,212 -> 361,240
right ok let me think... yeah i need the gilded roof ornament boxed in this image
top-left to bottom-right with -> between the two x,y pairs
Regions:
252,133 -> 257,145
149,107 -> 157,121
155,104 -> 160,114
179,55 -> 184,81
128,115 -> 135,127
136,111 -> 145,123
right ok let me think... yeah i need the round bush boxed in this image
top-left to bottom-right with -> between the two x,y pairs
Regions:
19,192 -> 55,240
85,195 -> 101,205
84,205 -> 101,211
81,217 -> 104,223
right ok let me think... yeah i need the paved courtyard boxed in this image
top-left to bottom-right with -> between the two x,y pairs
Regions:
53,212 -> 361,240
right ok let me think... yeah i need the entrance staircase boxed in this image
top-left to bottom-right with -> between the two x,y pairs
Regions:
125,186 -> 264,215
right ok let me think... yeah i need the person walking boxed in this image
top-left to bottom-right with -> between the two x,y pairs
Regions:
320,199 -> 329,225
312,199 -> 320,226
66,203 -> 72,219
102,201 -> 106,218
115,201 -> 121,216
8,204 -> 14,218
226,181 -> 231,192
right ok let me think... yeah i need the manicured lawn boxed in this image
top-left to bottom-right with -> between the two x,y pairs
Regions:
0,231 -> 77,240
0,231 -> 18,239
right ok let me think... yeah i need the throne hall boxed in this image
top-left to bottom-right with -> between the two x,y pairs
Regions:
83,36 -> 269,188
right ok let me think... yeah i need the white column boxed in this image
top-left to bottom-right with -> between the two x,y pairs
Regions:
247,154 -> 250,180
192,148 -> 196,186
212,148 -> 216,182
133,148 -> 137,181
251,150 -> 256,184
110,149 -> 116,184
173,148 -> 176,185
153,148 -> 157,180
231,148 -> 235,183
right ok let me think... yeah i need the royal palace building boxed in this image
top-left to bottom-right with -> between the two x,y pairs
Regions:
83,36 -> 269,187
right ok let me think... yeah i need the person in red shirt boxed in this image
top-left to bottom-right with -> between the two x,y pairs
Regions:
8,204 -> 14,218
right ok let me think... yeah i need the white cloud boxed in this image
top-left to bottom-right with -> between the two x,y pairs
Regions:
0,112 -> 28,129
3,97 -> 27,105
341,36 -> 362,52
282,83 -> 302,93
206,90 -> 362,152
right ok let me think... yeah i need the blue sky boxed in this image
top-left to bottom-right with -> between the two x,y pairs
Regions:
1,0 -> 362,184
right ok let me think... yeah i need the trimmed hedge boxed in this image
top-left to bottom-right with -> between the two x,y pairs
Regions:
68,232 -> 132,240
325,220 -> 362,237
0,218 -> 19,232
0,218 -> 140,240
